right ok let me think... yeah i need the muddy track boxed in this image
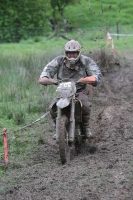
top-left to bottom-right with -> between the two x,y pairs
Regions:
0,65 -> 133,200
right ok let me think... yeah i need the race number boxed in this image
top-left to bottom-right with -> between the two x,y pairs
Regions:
59,82 -> 71,88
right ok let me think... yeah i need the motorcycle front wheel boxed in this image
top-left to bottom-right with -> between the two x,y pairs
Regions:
58,115 -> 71,164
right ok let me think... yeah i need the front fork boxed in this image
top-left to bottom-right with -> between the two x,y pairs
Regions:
56,97 -> 75,142
56,106 -> 61,140
69,97 -> 75,142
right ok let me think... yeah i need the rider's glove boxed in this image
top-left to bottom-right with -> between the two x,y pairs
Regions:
39,77 -> 58,86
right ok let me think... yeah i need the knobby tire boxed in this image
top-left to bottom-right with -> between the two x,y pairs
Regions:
59,115 -> 69,164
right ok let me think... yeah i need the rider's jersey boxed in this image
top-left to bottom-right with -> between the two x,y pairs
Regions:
40,55 -> 102,92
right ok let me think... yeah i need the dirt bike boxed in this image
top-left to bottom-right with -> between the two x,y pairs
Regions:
54,80 -> 86,164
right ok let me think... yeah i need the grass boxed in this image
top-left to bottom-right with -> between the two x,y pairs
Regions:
0,37 -> 69,167
0,38 -> 64,55
0,50 -> 57,165
65,0 -> 133,27
1,23 -> 133,56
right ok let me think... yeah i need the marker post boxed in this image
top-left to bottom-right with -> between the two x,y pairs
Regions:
3,128 -> 8,163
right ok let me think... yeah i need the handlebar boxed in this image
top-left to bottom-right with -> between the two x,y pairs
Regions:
53,79 -> 79,86
41,77 -> 95,86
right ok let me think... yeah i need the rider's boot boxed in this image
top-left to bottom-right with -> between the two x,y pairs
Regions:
82,116 -> 92,138
82,123 -> 92,138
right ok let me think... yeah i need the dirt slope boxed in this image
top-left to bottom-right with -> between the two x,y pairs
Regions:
0,63 -> 133,200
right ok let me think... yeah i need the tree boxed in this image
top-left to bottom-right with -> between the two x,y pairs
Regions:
0,0 -> 76,42
48,0 -> 76,39
0,0 -> 50,42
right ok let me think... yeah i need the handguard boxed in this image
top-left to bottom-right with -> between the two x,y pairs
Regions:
77,76 -> 96,84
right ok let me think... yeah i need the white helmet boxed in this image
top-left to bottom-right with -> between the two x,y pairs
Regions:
65,40 -> 81,64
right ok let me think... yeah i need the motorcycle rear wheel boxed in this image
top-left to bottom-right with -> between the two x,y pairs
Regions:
58,115 -> 71,164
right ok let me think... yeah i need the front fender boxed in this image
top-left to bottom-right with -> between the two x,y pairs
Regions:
56,98 -> 70,109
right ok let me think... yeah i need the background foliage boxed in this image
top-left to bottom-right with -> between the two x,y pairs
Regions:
0,0 -> 51,42
0,0 -> 133,42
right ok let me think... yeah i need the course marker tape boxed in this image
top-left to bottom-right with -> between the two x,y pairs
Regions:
109,33 -> 133,37
0,111 -> 50,162
3,128 -> 8,163
106,32 -> 120,57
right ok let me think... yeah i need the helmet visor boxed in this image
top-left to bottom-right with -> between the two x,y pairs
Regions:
65,51 -> 80,64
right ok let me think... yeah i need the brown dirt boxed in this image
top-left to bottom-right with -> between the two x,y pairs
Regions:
0,61 -> 133,200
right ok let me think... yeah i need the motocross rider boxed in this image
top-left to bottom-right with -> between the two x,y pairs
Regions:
38,39 -> 102,140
